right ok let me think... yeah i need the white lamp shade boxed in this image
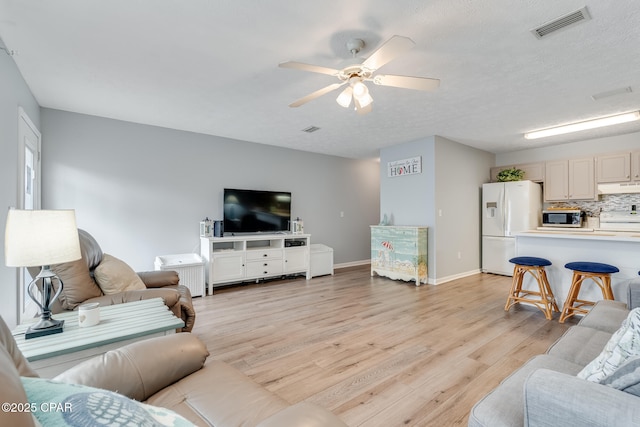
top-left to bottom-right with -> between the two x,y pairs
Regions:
352,81 -> 369,98
336,86 -> 353,108
4,209 -> 81,267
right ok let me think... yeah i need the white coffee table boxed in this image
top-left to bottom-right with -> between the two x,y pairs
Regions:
13,297 -> 185,378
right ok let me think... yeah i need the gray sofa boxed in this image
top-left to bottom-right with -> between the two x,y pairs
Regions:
469,278 -> 640,427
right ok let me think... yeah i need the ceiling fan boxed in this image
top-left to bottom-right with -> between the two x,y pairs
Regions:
279,35 -> 440,115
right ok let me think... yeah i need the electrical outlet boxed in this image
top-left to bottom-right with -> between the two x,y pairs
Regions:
457,251 -> 462,259
340,211 -> 344,218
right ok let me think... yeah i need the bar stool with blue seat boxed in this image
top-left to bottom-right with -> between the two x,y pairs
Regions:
505,256 -> 558,320
558,261 -> 619,323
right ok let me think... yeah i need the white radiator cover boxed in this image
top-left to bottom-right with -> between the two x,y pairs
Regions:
155,253 -> 205,297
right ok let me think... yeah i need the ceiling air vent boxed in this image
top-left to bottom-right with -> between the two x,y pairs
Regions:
531,7 -> 591,39
302,126 -> 320,133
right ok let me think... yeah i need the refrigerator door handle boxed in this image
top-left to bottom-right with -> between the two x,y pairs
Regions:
500,186 -> 507,235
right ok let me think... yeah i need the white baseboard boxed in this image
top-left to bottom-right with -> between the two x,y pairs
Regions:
332,262 -> 480,286
334,259 -> 370,269
428,269 -> 481,285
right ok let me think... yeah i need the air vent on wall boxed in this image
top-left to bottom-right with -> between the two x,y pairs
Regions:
531,7 -> 591,39
302,126 -> 320,133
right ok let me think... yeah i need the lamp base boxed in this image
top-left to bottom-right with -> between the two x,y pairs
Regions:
25,319 -> 64,340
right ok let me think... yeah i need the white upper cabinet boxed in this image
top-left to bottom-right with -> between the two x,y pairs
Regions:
596,153 -> 631,183
544,158 -> 595,201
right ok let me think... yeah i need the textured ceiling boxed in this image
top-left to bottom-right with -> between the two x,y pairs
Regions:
1,0 -> 640,159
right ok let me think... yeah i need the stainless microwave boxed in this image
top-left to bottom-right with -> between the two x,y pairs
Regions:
542,210 -> 583,227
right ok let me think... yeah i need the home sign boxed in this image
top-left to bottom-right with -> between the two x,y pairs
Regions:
387,156 -> 422,178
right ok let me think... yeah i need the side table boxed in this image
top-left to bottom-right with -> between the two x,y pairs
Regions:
13,297 -> 184,378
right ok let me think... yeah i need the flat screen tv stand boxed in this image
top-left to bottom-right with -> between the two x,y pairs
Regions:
200,233 -> 310,295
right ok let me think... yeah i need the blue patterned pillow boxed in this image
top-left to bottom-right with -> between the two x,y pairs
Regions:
21,377 -> 194,427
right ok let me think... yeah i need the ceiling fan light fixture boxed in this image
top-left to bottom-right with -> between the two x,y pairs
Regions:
351,80 -> 368,98
355,92 -> 373,108
336,86 -> 353,108
524,111 -> 640,139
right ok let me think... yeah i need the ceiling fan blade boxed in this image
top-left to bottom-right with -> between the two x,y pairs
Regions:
279,61 -> 340,76
372,74 -> 440,91
361,35 -> 415,71
289,82 -> 346,108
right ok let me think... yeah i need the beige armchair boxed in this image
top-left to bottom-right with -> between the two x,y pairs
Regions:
29,229 -> 195,332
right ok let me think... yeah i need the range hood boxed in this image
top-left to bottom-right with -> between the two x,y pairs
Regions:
598,182 -> 640,195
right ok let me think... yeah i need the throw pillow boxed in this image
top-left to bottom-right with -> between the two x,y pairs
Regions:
51,257 -> 103,311
599,356 -> 640,396
578,308 -> 640,382
21,377 -> 195,427
94,254 -> 146,294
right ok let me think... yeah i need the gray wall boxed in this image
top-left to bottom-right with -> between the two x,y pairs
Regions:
0,50 -> 41,328
434,137 -> 494,280
495,132 -> 640,165
41,109 -> 379,271
379,136 -> 494,283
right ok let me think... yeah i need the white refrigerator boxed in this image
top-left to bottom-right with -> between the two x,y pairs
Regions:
482,180 -> 542,276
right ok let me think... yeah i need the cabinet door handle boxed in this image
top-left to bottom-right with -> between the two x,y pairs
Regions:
263,263 -> 268,267
263,254 -> 268,257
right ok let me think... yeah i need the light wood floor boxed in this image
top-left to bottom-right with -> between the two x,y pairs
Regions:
191,265 -> 576,427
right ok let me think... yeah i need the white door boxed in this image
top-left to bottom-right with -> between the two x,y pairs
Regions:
482,236 -> 515,276
18,108 -> 42,322
482,183 -> 505,237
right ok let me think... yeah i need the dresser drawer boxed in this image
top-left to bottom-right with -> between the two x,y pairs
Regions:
245,260 -> 284,277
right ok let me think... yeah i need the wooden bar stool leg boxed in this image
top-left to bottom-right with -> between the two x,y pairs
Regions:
533,267 -> 555,320
540,269 -> 559,313
559,272 -> 583,323
505,265 -> 525,311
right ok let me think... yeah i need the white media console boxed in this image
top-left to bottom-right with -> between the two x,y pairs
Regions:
200,233 -> 311,294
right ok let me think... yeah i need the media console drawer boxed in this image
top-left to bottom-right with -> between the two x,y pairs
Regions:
245,260 -> 284,277
245,249 -> 282,261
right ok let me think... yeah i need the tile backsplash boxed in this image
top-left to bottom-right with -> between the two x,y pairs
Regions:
544,193 -> 640,217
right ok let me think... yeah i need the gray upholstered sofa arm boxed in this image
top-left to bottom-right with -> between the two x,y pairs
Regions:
523,369 -> 640,427
628,278 -> 640,310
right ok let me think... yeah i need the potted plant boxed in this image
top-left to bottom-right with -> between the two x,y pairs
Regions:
497,167 -> 525,182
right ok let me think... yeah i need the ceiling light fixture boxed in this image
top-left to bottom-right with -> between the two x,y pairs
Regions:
336,77 -> 373,111
336,86 -> 353,108
524,111 -> 640,140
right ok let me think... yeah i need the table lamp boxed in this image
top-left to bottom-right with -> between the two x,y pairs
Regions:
4,209 -> 81,339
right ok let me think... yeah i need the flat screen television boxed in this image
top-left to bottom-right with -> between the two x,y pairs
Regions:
223,188 -> 291,234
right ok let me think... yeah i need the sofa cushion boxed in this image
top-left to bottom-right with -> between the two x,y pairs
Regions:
468,354 -> 583,427
547,326 -> 614,366
21,376 -> 194,426
599,356 -> 640,396
578,299 -> 629,334
94,254 -> 146,294
578,308 -> 640,382
146,359 -> 289,426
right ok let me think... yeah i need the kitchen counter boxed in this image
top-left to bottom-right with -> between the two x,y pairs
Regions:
514,230 -> 640,312
519,229 -> 640,241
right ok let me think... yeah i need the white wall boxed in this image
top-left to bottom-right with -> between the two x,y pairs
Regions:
40,109 -> 379,271
0,50 -> 41,327
495,132 -> 640,165
379,136 -> 494,283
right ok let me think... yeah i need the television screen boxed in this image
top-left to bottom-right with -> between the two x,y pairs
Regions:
223,189 -> 291,234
